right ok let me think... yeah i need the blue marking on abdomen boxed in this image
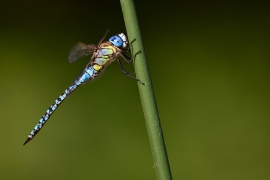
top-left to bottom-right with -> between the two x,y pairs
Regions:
24,66 -> 96,144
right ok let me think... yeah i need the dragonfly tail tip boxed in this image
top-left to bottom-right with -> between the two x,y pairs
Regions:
23,137 -> 33,146
23,139 -> 29,146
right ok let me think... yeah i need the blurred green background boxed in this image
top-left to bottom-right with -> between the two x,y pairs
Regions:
1,0 -> 269,179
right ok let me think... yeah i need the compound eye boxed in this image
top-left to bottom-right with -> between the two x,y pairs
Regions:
109,35 -> 123,47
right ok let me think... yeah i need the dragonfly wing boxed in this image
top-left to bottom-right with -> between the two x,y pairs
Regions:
68,43 -> 97,63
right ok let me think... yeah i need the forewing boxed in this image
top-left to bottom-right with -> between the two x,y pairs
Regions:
68,43 -> 97,63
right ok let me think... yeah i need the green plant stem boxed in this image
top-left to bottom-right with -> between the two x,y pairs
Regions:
120,0 -> 173,179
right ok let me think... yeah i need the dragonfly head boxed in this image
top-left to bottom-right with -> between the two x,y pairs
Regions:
109,33 -> 128,48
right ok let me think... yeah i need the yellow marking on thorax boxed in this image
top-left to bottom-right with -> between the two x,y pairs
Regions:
108,45 -> 117,53
100,42 -> 117,53
93,64 -> 102,71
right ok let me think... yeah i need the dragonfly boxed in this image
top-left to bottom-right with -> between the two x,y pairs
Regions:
23,30 -> 144,145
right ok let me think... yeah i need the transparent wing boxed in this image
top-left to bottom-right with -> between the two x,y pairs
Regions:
98,29 -> 110,45
68,43 -> 97,63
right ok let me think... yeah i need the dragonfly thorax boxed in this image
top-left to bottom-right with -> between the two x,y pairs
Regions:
109,33 -> 128,48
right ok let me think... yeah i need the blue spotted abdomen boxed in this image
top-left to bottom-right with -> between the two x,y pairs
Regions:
23,66 -> 96,145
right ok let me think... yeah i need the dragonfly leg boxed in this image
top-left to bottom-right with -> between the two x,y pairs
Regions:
117,58 -> 145,85
120,50 -> 141,64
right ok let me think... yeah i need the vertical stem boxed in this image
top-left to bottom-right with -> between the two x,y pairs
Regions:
120,0 -> 173,180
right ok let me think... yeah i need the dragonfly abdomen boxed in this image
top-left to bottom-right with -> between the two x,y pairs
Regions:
23,67 -> 97,145
23,88 -> 75,145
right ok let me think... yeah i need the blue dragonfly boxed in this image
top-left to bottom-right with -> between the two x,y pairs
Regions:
23,30 -> 144,145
